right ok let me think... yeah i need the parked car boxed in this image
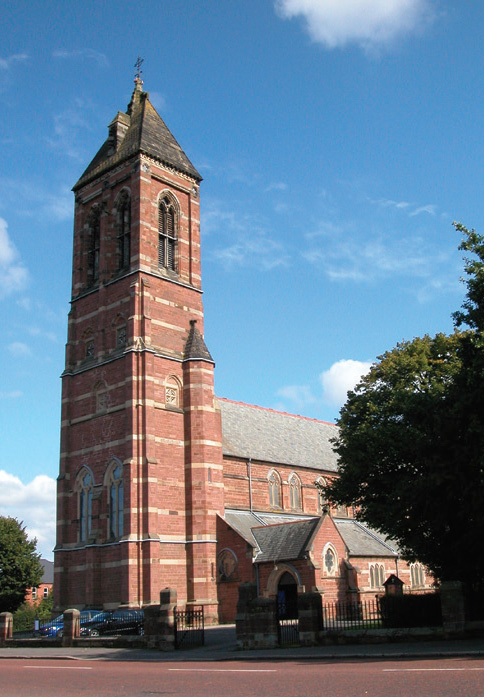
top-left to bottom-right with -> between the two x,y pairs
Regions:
39,610 -> 102,638
81,610 -> 144,637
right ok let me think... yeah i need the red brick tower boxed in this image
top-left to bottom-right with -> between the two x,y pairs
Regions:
54,78 -> 223,617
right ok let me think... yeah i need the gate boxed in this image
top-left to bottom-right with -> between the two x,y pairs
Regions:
277,598 -> 299,646
174,606 -> 204,649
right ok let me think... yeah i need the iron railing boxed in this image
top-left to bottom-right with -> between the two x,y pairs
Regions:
174,606 -> 204,649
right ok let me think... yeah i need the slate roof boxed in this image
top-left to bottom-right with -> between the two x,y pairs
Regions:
252,518 -> 321,564
40,559 -> 54,584
184,320 -> 213,362
223,509 -> 314,547
74,79 -> 201,190
334,519 -> 398,557
218,399 -> 339,472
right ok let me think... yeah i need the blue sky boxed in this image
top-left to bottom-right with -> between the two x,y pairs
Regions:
0,0 -> 482,559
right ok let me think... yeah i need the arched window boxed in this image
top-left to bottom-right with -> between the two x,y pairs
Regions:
217,549 -> 238,582
410,562 -> 425,588
107,462 -> 124,539
77,469 -> 93,543
116,191 -> 130,271
94,381 -> 108,413
323,544 -> 337,576
158,195 -> 177,271
288,473 -> 301,511
268,470 -> 282,509
316,477 -> 327,513
87,206 -> 101,284
369,563 -> 385,589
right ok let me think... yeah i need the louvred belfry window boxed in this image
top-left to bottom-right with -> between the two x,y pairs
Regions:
158,196 -> 177,271
116,192 -> 131,270
87,207 -> 101,283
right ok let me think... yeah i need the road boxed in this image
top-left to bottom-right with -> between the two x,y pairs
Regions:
2,657 -> 484,696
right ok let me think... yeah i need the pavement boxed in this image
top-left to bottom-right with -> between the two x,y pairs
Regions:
3,625 -> 484,662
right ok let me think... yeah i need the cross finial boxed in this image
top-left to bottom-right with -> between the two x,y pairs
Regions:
134,56 -> 144,82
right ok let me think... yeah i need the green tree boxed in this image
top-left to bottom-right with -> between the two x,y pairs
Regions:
324,224 -> 484,585
0,517 -> 43,613
13,593 -> 54,632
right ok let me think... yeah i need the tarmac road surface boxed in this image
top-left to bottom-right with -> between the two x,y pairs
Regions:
2,656 -> 484,697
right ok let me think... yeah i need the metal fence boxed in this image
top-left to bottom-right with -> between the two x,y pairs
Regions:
174,606 -> 204,649
322,594 -> 442,631
323,599 -> 382,630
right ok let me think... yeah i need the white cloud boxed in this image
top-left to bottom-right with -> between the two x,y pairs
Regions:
203,200 -> 290,270
0,53 -> 28,70
213,235 -> 290,271
275,0 -> 435,51
0,470 -> 56,560
0,217 -> 29,298
0,390 -> 23,399
320,359 -> 372,407
276,384 -> 317,412
265,181 -> 288,193
410,204 -> 437,217
0,179 -> 73,222
303,231 -> 435,282
52,49 -> 109,68
8,341 -> 31,357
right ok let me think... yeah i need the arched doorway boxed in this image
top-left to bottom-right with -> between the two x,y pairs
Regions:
277,571 -> 298,620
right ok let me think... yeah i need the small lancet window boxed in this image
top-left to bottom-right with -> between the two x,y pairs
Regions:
323,545 -> 337,576
78,471 -> 93,543
289,474 -> 301,510
116,192 -> 131,271
410,562 -> 425,588
108,464 -> 124,539
369,563 -> 385,588
158,195 -> 177,271
316,477 -> 327,513
268,470 -> 282,508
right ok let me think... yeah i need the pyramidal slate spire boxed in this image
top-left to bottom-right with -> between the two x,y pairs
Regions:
184,320 -> 214,363
74,78 -> 201,190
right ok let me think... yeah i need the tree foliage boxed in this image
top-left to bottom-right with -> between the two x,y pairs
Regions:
13,593 -> 54,632
325,224 -> 484,585
0,517 -> 43,613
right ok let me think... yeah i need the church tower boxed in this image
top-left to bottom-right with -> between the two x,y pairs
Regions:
54,76 -> 224,618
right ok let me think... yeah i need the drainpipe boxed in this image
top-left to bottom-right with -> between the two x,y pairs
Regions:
256,563 -> 260,597
247,457 -> 253,512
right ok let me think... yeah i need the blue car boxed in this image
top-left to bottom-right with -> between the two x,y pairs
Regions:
39,610 -> 102,638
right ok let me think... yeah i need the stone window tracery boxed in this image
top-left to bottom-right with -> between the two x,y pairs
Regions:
268,469 -> 282,509
164,376 -> 181,409
217,549 -> 238,582
323,544 -> 337,576
410,562 -> 425,588
369,563 -> 385,589
288,473 -> 302,510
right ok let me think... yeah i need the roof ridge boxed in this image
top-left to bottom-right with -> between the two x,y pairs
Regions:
216,397 -> 336,427
252,517 -> 319,530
